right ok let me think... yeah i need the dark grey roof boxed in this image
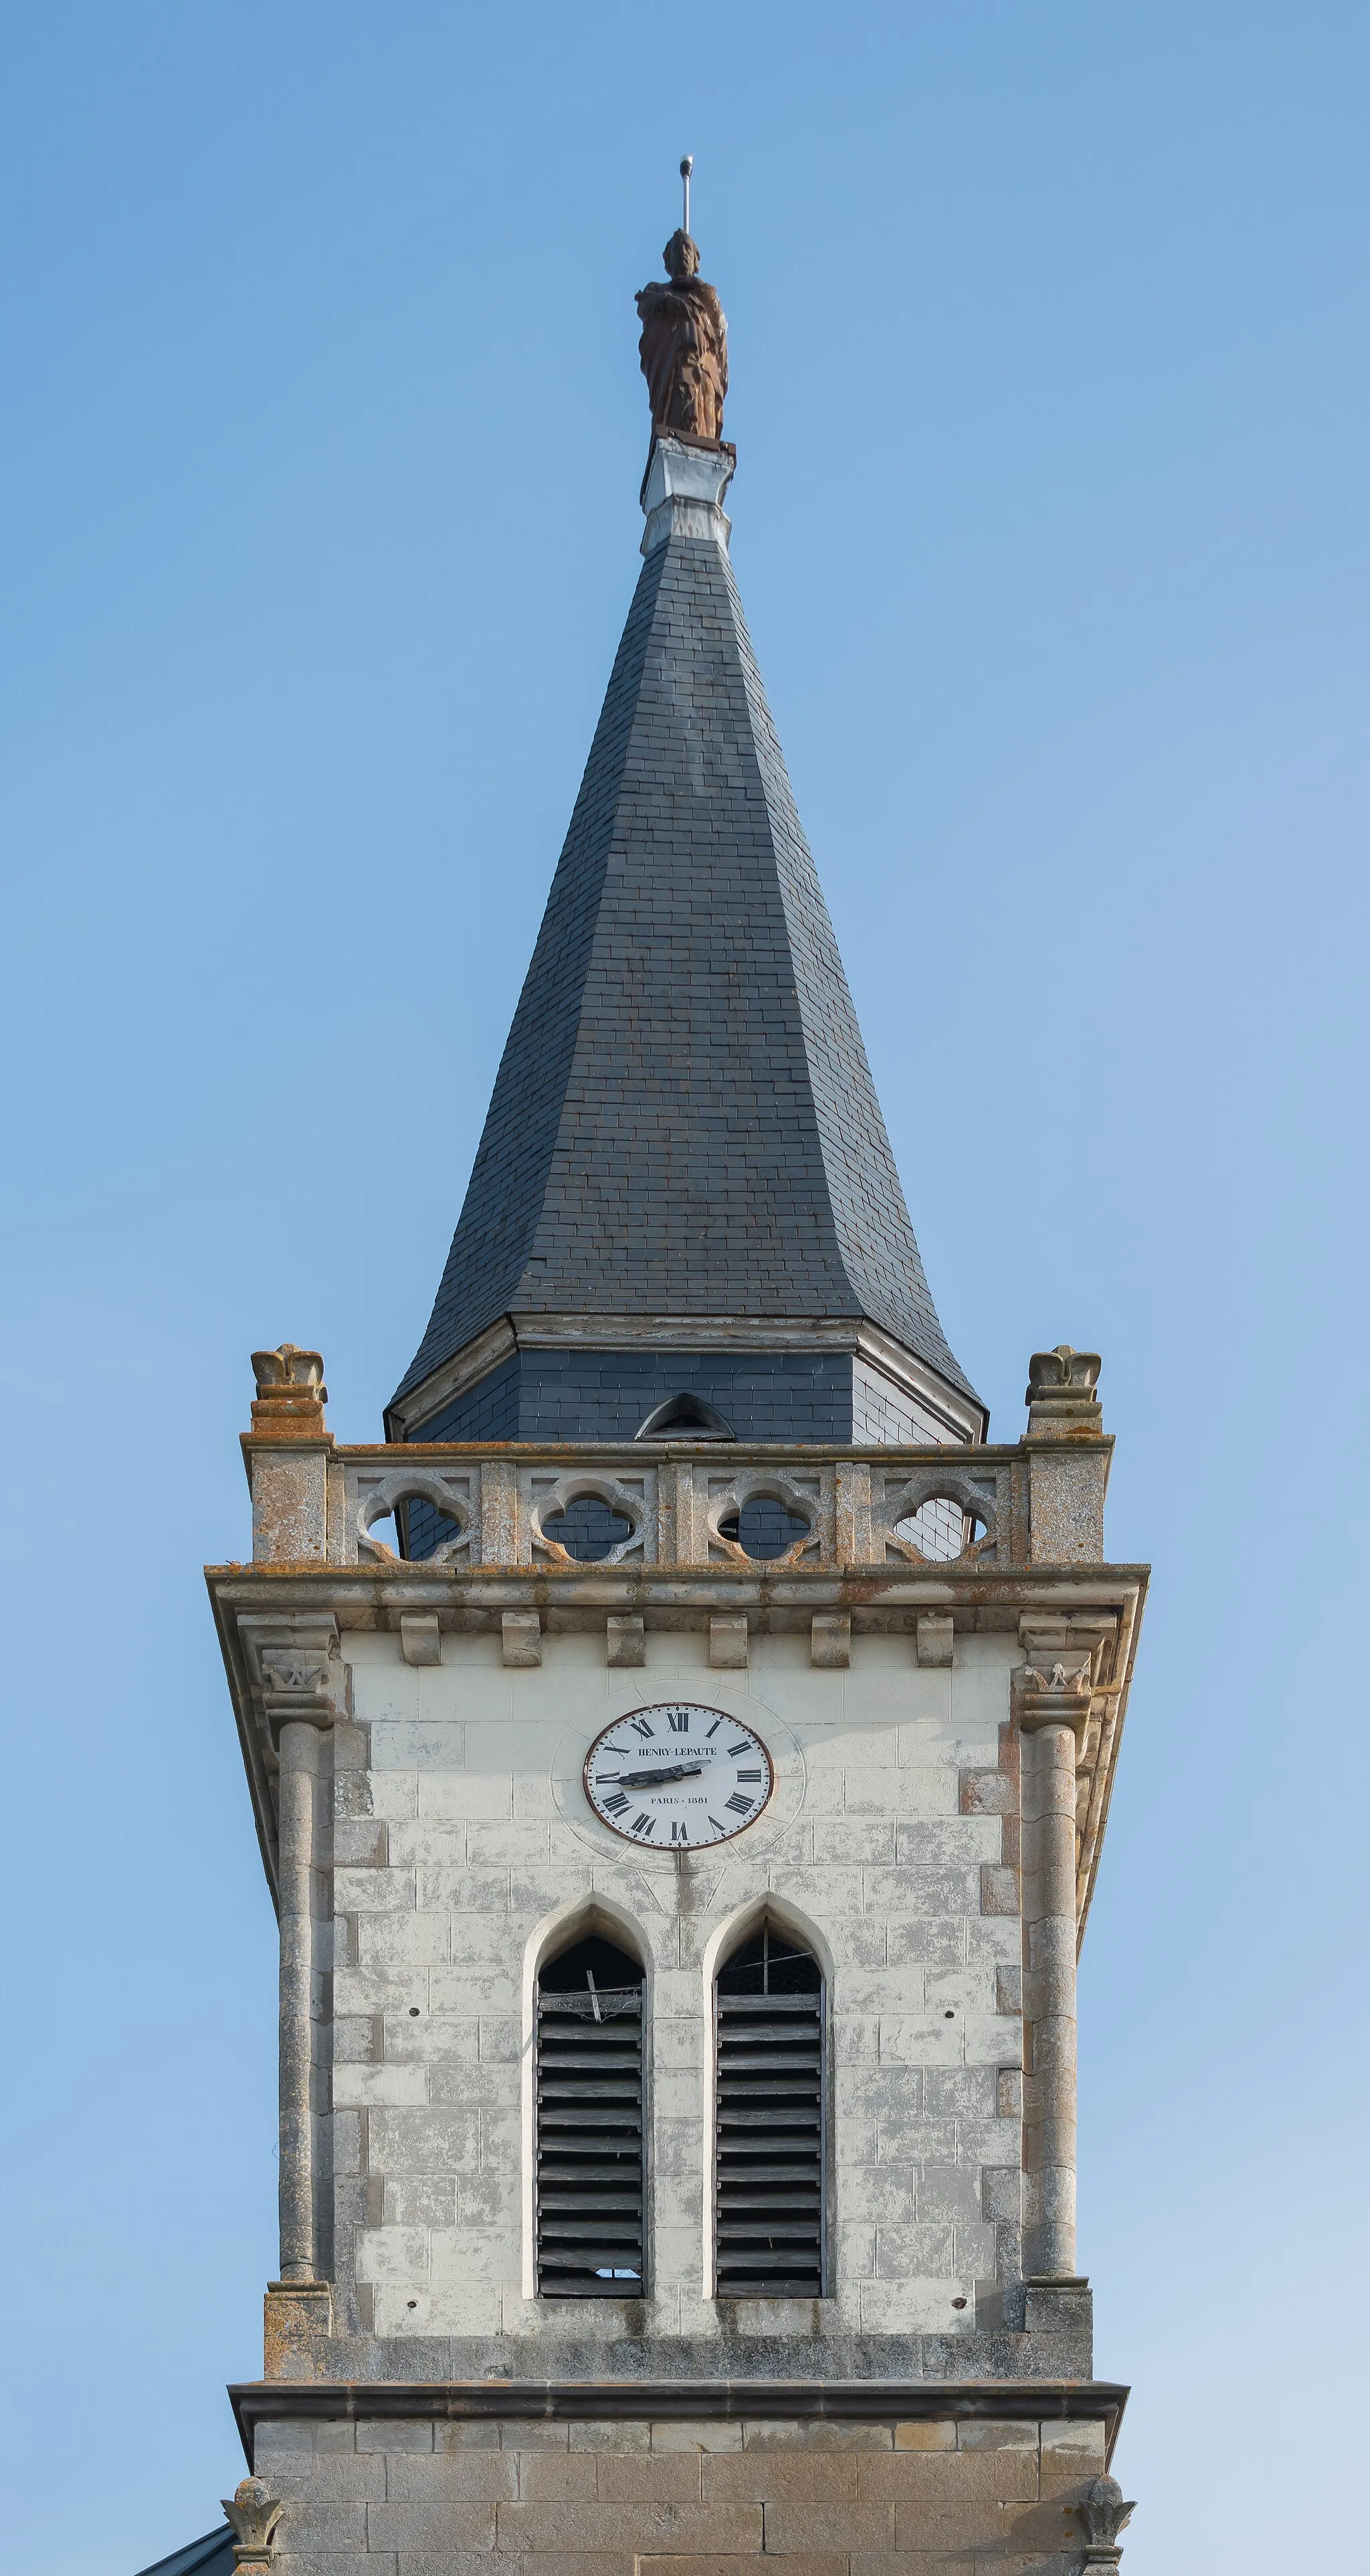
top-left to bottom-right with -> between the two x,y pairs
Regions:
393,523 -> 977,1414
134,2528 -> 235,2576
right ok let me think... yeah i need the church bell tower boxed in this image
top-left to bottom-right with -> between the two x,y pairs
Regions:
208,202 -> 1143,2576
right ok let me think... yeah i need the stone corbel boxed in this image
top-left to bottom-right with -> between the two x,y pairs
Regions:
502,1611 -> 542,1667
710,1613 -> 749,1668
399,1613 -> 442,1667
221,2479 -> 284,2574
810,1613 -> 850,1669
916,1613 -> 955,1669
607,1614 -> 646,1667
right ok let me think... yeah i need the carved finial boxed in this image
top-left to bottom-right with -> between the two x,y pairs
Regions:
1025,1345 -> 1101,1404
1023,1343 -> 1104,1442
221,2479 -> 284,2569
252,1344 -> 325,1397
680,153 -> 693,235
1078,2474 -> 1137,2549
249,1344 -> 328,1438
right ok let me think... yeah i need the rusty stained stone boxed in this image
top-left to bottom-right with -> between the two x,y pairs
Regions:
264,2280 -> 332,2381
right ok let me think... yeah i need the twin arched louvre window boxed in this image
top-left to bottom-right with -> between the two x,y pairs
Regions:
534,1935 -> 646,2297
532,1920 -> 827,2300
714,1924 -> 826,2298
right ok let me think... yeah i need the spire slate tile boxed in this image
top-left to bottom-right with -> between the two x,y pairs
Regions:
393,521 -> 977,1426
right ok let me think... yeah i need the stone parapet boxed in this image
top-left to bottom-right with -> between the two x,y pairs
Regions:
239,1432 -> 1116,1575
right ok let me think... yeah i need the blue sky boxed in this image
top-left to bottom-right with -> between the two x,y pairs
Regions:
2,7 -> 1367,2570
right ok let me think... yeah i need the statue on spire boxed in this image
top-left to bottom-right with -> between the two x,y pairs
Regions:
635,229 -> 728,444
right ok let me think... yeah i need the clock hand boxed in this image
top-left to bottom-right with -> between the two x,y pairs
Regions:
609,1762 -> 705,1789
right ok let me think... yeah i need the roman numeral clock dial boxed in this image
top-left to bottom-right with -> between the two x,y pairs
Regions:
583,1706 -> 774,1847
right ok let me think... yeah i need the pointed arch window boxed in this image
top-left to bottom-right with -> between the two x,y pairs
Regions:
714,1921 -> 826,2298
534,1932 -> 646,2297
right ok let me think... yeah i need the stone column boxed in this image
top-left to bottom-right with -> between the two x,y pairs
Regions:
1020,1657 -> 1092,2280
275,1716 -> 319,2282
246,1616 -> 343,2287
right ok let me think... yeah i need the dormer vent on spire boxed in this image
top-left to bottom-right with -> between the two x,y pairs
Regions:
387,232 -> 982,1464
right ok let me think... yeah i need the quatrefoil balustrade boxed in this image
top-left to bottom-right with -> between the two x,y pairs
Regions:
530,1472 -> 648,1568
879,1469 -> 1001,1567
354,1471 -> 474,1567
706,1471 -> 821,1566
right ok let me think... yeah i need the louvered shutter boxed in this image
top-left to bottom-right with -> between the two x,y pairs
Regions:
714,1930 -> 825,2298
535,1952 -> 645,2296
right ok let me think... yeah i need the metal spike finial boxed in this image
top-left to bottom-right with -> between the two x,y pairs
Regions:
680,155 -> 693,236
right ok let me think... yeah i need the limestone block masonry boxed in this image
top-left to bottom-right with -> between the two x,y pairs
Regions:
208,1344 -> 1144,2575
239,2396 -> 1125,2576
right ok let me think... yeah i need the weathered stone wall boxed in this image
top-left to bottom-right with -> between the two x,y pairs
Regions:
326,1625 -> 1025,2359
252,2408 -> 1112,2576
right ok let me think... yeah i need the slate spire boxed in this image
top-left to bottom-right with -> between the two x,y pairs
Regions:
390,438 -> 982,1448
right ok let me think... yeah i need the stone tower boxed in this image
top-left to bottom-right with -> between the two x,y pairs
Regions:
205,240 -> 1143,2576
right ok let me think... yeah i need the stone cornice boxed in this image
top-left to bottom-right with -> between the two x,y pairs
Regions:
229,2374 -> 1129,2462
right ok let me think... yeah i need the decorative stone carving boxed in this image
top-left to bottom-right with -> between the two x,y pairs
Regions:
1025,1344 -> 1103,1440
1019,1655 -> 1093,1740
636,232 -> 728,441
1025,1661 -> 1092,1695
1078,2472 -> 1137,2553
706,1469 -> 821,1566
250,1344 -> 328,1437
530,1470 -> 648,1567
221,2478 -> 284,2570
240,1613 -> 342,1740
353,1467 -> 472,1566
252,1345 -> 325,1396
879,1469 -> 1000,1566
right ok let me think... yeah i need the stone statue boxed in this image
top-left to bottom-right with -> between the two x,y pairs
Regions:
635,231 -> 728,443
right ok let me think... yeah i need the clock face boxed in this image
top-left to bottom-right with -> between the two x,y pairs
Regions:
583,1704 -> 774,1848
